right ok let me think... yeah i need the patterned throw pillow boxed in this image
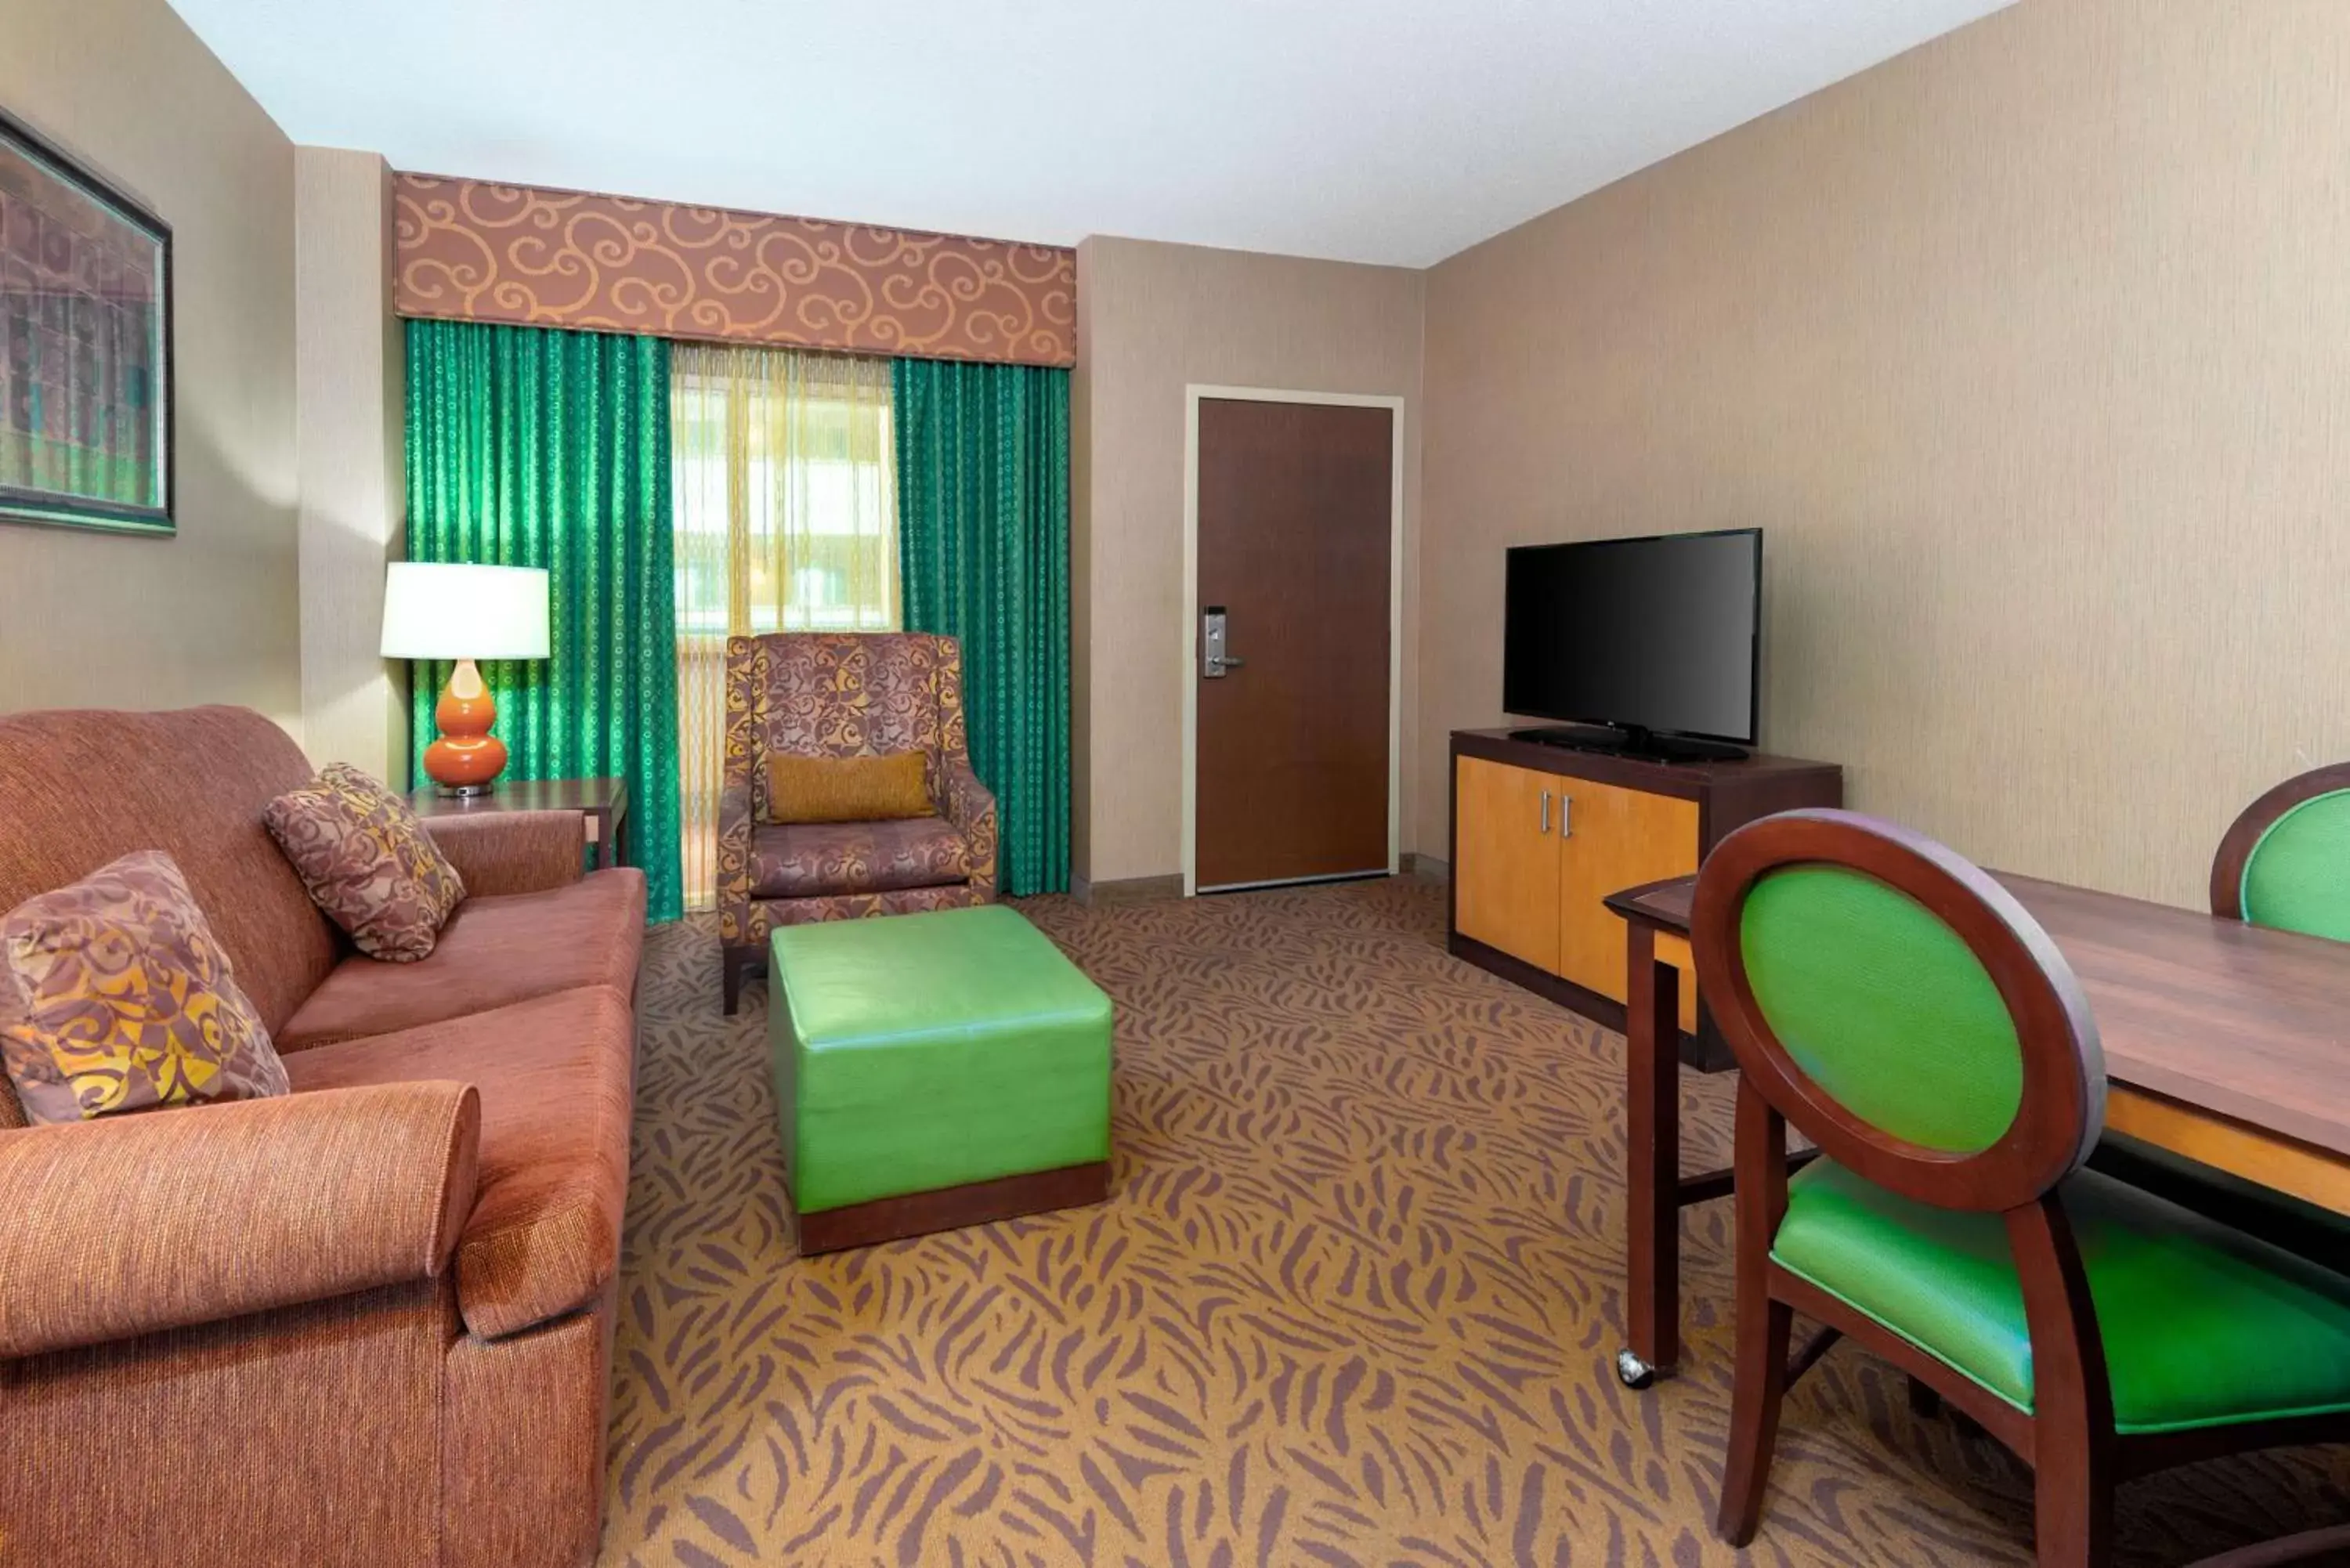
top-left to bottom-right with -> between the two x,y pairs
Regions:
0,850 -> 290,1126
265,763 -> 466,962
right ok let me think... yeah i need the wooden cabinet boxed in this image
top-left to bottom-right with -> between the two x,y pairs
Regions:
1448,731 -> 1842,1066
1556,777 -> 1701,1025
1453,756 -> 1560,970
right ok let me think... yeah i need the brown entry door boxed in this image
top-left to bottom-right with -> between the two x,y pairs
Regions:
1195,396 -> 1394,891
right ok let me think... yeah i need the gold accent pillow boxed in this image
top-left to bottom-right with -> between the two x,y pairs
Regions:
265,763 -> 466,962
0,850 -> 290,1126
764,752 -> 935,825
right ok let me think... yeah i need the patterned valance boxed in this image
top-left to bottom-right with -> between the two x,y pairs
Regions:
392,174 -> 1075,368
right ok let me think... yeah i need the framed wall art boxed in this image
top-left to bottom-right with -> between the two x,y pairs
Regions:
0,108 -> 172,536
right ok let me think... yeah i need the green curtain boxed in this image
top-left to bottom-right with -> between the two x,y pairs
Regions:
404,320 -> 684,923
893,358 -> 1072,896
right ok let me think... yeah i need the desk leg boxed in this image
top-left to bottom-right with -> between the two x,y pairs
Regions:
1619,926 -> 1681,1390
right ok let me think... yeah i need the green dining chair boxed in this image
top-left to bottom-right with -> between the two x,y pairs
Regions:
1693,808 -> 2350,1568
2093,763 -> 2350,1266
2211,760 -> 2350,940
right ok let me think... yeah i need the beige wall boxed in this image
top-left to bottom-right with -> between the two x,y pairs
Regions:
0,0 -> 299,725
1074,236 -> 1425,886
1420,0 -> 2350,909
295,147 -> 407,780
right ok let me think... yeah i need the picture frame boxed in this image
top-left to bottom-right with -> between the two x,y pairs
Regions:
0,107 -> 173,537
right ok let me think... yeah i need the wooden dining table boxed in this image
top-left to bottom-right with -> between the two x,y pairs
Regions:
1603,868 -> 2350,1392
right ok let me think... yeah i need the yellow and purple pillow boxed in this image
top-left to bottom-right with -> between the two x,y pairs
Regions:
0,849 -> 289,1126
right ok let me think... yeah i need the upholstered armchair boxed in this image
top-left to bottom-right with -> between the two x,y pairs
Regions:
718,633 -> 999,1012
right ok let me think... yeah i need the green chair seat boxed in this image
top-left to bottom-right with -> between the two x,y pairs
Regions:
770,905 -> 1112,1215
2090,1133 -> 2350,1274
1773,1159 -> 2350,1435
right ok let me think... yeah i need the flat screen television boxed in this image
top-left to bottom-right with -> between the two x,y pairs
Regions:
1502,527 -> 1760,761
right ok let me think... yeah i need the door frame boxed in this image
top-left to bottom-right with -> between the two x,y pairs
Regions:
1180,384 -> 1407,896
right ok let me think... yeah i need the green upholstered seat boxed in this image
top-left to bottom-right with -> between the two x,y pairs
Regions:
2091,1133 -> 2350,1273
769,905 -> 1112,1215
1774,1159 -> 2350,1435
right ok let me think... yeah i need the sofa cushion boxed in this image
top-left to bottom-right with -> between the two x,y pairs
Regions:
265,764 -> 467,963
749,818 -> 970,899
0,706 -> 338,1037
283,986 -> 634,1340
1,851 -> 288,1125
277,869 -> 645,1051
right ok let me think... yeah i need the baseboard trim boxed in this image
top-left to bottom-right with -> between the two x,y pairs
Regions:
1074,865 -> 1441,902
1199,869 -> 1386,894
1076,865 -> 1438,902
1071,873 -> 1186,907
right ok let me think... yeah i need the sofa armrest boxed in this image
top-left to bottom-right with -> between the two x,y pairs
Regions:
0,1081 -> 480,1359
422,811 -> 586,897
939,759 -> 1000,900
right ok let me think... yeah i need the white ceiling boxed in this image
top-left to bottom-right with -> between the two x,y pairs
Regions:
168,0 -> 2011,268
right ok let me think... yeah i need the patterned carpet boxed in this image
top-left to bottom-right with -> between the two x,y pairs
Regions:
603,877 -> 2348,1567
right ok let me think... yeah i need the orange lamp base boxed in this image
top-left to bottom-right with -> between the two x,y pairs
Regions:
423,658 -> 508,797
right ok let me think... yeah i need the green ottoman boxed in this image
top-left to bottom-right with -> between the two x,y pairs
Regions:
768,905 -> 1113,1252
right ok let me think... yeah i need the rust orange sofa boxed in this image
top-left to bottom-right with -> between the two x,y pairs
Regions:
0,706 -> 642,1568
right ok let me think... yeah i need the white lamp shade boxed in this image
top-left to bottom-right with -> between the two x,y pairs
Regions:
381,562 -> 551,661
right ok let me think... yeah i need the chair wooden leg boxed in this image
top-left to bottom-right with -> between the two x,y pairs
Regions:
1786,1324 -> 1840,1387
1719,1079 -> 1793,1547
2007,1198 -> 2117,1568
721,944 -> 761,1015
1717,1292 -> 1792,1545
2033,1433 -> 2114,1568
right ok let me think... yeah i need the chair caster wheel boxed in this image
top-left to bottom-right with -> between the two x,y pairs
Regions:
1615,1349 -> 1659,1390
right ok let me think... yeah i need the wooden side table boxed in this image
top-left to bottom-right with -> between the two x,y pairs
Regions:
1603,875 -> 1815,1391
406,776 -> 630,871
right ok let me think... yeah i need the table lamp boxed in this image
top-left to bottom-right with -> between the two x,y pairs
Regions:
381,562 -> 551,796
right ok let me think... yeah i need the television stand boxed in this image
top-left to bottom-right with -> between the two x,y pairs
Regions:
1448,729 -> 1843,1070
1506,724 -> 1752,765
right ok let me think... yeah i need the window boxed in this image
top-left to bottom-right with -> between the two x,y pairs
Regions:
672,345 -> 898,908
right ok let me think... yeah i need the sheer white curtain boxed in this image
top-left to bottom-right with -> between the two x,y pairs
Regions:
672,345 -> 898,909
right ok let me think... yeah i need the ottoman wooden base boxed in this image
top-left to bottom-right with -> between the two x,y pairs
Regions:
794,1160 -> 1110,1255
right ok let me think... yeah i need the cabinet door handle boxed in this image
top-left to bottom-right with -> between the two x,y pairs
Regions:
1559,794 -> 1572,839
1539,790 -> 1550,835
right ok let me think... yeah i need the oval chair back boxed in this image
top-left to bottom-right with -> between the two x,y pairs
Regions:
1692,808 -> 2106,1214
2211,762 -> 2350,941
